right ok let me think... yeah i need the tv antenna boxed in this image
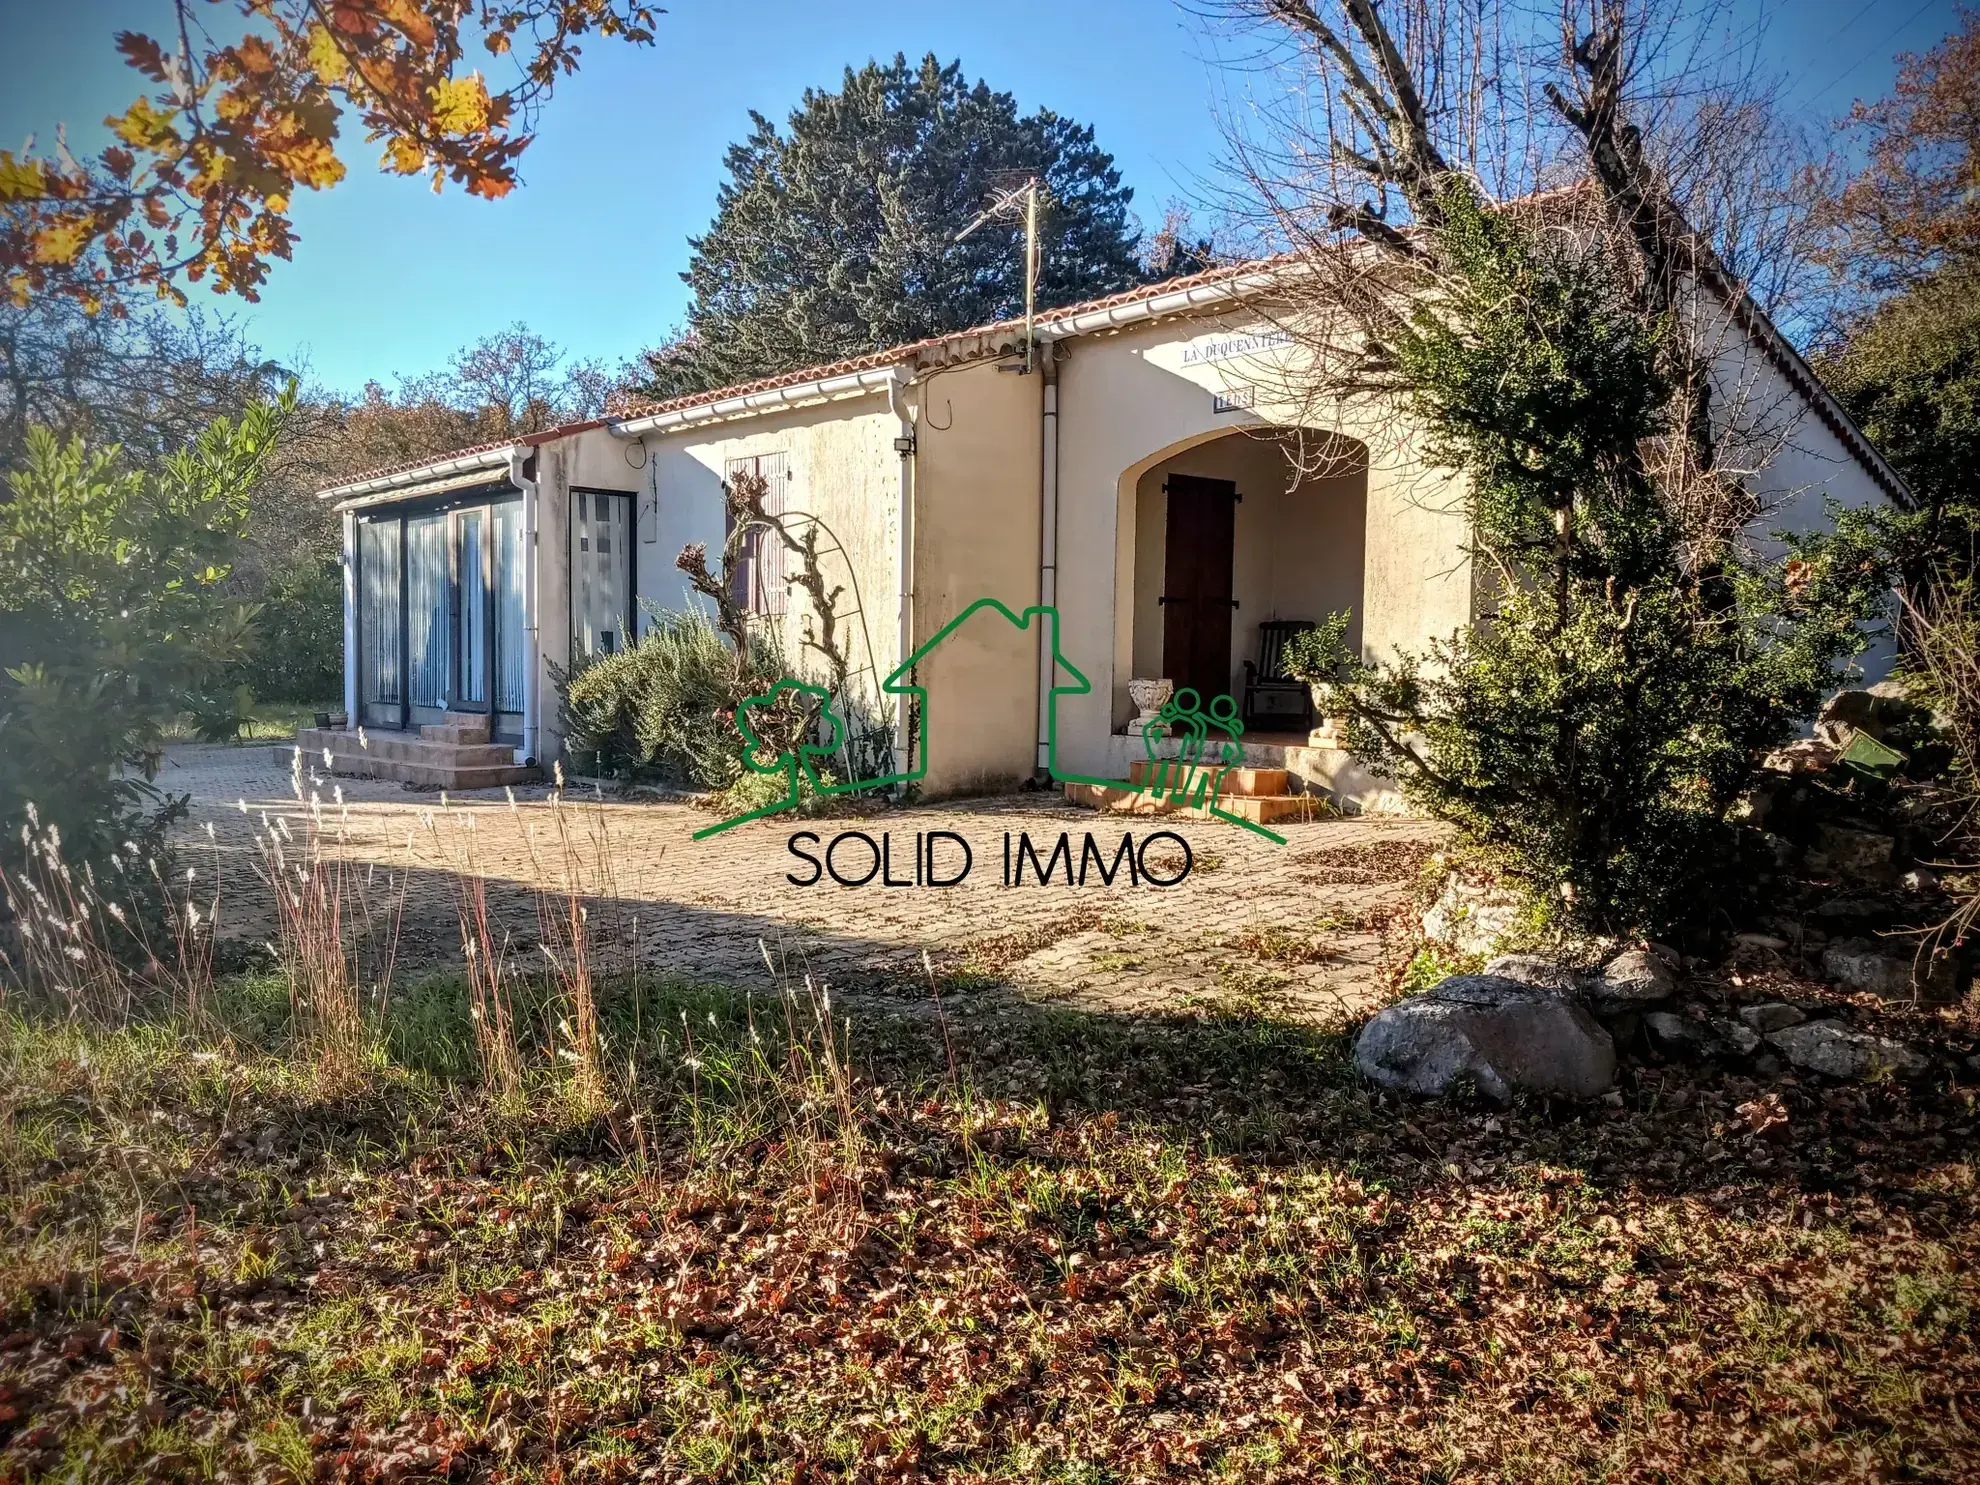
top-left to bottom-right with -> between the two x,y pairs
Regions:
956,175 -> 1040,373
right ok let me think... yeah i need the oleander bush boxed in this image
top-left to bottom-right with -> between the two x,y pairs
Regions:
0,398 -> 283,890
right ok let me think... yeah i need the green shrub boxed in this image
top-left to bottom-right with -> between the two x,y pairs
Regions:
0,398 -> 283,885
562,608 -> 787,788
181,682 -> 260,743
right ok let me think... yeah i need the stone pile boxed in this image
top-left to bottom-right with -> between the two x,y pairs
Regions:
1357,939 -> 1946,1102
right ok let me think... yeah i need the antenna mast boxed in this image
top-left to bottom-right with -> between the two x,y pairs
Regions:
956,176 -> 1040,373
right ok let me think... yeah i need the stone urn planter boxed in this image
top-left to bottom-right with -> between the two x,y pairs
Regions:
1127,677 -> 1172,738
1306,691 -> 1345,747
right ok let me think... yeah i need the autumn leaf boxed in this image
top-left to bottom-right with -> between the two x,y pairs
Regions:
32,218 -> 94,265
112,30 -> 172,83
0,153 -> 51,201
383,136 -> 427,176
306,24 -> 351,85
2,2 -> 662,310
430,74 -> 493,134
108,97 -> 181,152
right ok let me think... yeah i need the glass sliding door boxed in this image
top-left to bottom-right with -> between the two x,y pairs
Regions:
493,499 -> 527,728
456,508 -> 489,709
571,490 -> 632,658
351,491 -> 528,741
406,511 -> 450,719
357,515 -> 403,728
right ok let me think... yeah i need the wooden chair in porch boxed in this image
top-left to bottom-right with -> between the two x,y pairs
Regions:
1242,620 -> 1317,732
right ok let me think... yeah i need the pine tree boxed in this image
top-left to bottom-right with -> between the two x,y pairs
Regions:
645,55 -> 1149,395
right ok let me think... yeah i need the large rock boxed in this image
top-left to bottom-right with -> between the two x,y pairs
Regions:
1816,689 -> 1881,747
1823,937 -> 1964,1003
1644,1010 -> 1761,1060
1819,681 -> 1931,746
1766,1020 -> 1929,1080
1589,948 -> 1678,1006
1822,937 -> 1914,998
1762,737 -> 1841,775
1356,975 -> 1617,1102
1713,1018 -> 1764,1056
1421,873 -> 1529,958
1481,954 -> 1588,994
1738,1002 -> 1806,1034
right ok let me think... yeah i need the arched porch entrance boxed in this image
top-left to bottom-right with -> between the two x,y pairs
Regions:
1112,427 -> 1369,739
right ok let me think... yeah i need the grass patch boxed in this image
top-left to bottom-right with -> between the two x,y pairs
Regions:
2,769 -> 1976,1485
3,984 -> 1977,1479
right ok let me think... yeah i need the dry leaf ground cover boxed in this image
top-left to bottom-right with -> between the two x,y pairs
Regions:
3,961 -> 1978,1484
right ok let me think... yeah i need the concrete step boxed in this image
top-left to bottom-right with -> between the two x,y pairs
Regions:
421,719 -> 491,744
1123,760 -> 1288,798
294,728 -> 516,769
366,735 -> 518,768
281,731 -> 538,791
1064,781 -> 1322,824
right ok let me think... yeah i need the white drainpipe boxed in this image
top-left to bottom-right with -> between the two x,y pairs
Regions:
1035,341 -> 1061,777
887,368 -> 917,784
509,447 -> 541,767
340,508 -> 359,725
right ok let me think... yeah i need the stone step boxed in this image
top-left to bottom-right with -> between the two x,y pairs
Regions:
1064,781 -> 1322,824
281,730 -> 538,791
293,728 -> 518,769
421,718 -> 491,744
1123,760 -> 1288,798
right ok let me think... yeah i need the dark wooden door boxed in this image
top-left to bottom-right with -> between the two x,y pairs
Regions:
1161,474 -> 1238,703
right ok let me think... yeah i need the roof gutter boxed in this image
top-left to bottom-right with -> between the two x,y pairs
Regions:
604,364 -> 908,440
910,268 -> 1285,373
316,445 -> 520,504
1035,267 -> 1280,340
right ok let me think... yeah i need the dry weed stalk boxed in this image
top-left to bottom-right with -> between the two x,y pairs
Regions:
0,807 -> 219,1026
245,751 -> 405,1085
426,807 -> 521,1098
513,773 -> 609,1112
751,940 -> 869,1232
1902,587 -> 1980,972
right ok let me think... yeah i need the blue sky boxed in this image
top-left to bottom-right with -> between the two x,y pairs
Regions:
2,0 -> 1962,392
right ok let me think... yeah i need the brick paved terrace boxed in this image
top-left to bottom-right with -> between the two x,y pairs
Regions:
165,742 -> 1441,1024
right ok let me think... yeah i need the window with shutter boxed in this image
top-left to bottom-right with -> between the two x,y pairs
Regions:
722,452 -> 790,615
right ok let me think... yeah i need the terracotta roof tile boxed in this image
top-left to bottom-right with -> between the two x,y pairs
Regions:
318,259 -> 1277,496
318,226 -> 1904,504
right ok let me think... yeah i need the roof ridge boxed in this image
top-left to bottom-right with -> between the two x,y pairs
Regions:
316,258 -> 1279,495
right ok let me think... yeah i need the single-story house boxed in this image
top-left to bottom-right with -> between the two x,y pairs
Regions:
304,253 -> 1905,806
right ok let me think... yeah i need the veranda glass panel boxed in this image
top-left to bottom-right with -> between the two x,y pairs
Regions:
493,500 -> 526,714
358,517 -> 402,712
457,509 -> 488,706
406,512 -> 450,708
571,491 -> 631,658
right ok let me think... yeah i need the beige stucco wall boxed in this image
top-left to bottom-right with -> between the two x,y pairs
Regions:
543,401 -> 906,766
907,359 -> 1044,796
1058,312 -> 1473,777
1704,311 -> 1900,683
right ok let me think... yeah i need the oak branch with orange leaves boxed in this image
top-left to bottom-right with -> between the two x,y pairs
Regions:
0,1 -> 659,311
